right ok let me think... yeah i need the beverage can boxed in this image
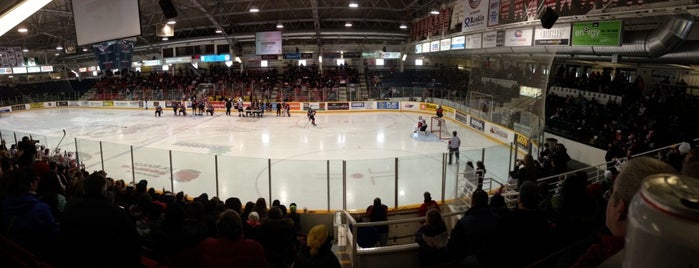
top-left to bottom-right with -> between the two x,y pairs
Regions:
624,173 -> 699,268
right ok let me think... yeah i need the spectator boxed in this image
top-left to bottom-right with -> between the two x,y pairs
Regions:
572,157 -> 676,267
0,167 -> 59,262
254,197 -> 268,219
224,197 -> 242,215
484,181 -> 553,268
415,208 -> 448,267
293,224 -> 342,268
447,188 -> 498,267
60,172 -> 140,267
175,209 -> 267,268
366,197 -> 389,246
489,192 -> 510,217
418,191 -> 440,217
257,207 -> 296,268
244,211 -> 261,240
286,202 -> 301,233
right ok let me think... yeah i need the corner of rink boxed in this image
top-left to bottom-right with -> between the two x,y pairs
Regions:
410,132 -> 442,142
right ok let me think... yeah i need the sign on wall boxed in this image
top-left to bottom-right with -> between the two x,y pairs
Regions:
572,21 -> 622,46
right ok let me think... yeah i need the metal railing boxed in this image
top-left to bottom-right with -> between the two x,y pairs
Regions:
334,209 -> 466,268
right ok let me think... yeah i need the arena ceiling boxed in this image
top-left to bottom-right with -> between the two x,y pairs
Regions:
1,0 -> 438,58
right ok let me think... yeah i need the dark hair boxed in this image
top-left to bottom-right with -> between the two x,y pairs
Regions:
216,209 -> 243,239
490,193 -> 506,208
471,189 -> 489,207
518,181 -> 540,209
83,172 -> 108,197
225,197 -> 243,214
268,206 -> 283,219
254,198 -> 268,218
426,208 -> 444,227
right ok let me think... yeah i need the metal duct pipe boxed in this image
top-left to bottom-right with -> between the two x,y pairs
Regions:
644,14 -> 694,58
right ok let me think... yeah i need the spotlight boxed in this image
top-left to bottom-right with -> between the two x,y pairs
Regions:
345,21 -> 352,27
249,6 -> 259,13
349,2 -> 358,8
430,8 -> 440,15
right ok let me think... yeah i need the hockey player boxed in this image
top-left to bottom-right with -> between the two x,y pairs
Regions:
307,108 -> 317,126
206,102 -> 214,116
155,104 -> 163,117
225,98 -> 233,116
415,116 -> 427,134
436,105 -> 444,118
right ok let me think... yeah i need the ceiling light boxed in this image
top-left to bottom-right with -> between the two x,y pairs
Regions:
430,8 -> 440,15
55,53 -> 59,56
276,22 -> 284,29
82,48 -> 88,52
22,48 -> 28,52
345,21 -> 352,27
0,0 -> 51,37
18,27 -> 28,33
166,19 -> 176,25
249,6 -> 259,13
400,23 -> 408,29
162,37 -> 169,41
215,29 -> 223,34
349,2 -> 358,8
56,46 -> 63,50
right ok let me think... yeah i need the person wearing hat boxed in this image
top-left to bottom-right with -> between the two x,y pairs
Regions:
293,224 -> 341,268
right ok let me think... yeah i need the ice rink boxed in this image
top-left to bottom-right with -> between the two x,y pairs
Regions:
0,108 -> 513,211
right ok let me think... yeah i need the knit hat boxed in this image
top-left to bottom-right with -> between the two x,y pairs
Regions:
306,225 -> 329,256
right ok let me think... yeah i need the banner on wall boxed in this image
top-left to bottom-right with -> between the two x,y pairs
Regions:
534,24 -> 571,46
440,39 -> 451,51
451,36 -> 465,49
465,33 -> 483,49
462,0 -> 488,33
488,0 -> 500,26
572,20 -> 622,46
504,28 -> 533,46
482,31 -> 498,48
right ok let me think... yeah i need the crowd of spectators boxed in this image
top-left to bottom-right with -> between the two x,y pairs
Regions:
545,69 -> 698,154
87,63 -> 360,103
0,140 -> 341,268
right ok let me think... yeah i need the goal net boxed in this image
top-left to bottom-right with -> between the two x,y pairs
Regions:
430,117 -> 450,140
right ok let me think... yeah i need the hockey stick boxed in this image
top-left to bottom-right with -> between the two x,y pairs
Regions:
55,129 -> 66,153
304,118 -> 311,128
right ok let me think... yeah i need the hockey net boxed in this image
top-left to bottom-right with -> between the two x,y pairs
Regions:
430,116 -> 450,140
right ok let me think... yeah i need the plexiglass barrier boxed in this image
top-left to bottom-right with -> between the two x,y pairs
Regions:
3,130 -> 516,211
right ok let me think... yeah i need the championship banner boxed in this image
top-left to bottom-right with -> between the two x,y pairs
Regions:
462,0 -> 488,33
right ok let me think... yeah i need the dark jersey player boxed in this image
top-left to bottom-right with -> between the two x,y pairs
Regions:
307,108 -> 317,126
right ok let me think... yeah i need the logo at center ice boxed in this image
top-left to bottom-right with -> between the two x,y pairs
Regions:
174,169 -> 201,182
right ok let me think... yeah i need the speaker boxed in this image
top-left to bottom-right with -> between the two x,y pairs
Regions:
159,0 -> 178,19
539,7 -> 558,29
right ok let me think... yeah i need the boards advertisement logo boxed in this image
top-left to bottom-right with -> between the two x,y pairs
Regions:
327,102 -> 350,110
56,101 -> 69,107
470,117 -> 485,132
103,101 -> 114,107
30,103 -> 44,109
455,111 -> 469,125
11,104 -> 27,111
490,126 -> 508,139
516,135 -> 530,148
351,102 -> 365,108
377,101 -> 399,109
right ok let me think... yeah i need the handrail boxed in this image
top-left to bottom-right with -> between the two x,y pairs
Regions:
335,209 -> 465,268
